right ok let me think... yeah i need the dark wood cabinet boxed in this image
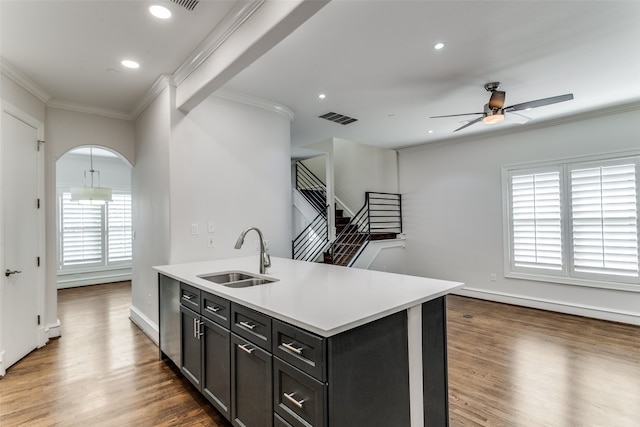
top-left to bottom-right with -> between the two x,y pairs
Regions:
180,304 -> 202,388
180,283 -> 231,419
202,317 -> 231,418
169,274 -> 449,427
231,333 -> 273,427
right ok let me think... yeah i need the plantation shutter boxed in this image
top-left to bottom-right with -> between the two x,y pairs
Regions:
60,192 -> 103,267
510,170 -> 563,270
569,162 -> 639,278
107,193 -> 133,263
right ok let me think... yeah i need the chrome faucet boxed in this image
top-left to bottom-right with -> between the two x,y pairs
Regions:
234,226 -> 271,274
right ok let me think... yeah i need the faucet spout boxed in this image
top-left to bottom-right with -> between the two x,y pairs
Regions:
234,227 -> 271,274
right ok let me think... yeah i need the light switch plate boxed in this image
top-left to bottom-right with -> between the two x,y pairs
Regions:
191,224 -> 199,235
208,221 -> 215,233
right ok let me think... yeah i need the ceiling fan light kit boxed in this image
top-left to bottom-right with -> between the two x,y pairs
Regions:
431,81 -> 574,132
482,114 -> 505,124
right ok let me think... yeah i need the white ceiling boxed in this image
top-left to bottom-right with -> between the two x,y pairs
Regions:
2,1 -> 640,151
0,0 -> 237,116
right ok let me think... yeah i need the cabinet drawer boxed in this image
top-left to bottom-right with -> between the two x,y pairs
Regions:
201,291 -> 230,328
274,413 -> 294,427
274,358 -> 326,427
180,282 -> 200,312
231,303 -> 272,351
273,320 -> 326,382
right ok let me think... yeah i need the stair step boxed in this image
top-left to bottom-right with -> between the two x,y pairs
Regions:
370,232 -> 398,240
335,217 -> 351,225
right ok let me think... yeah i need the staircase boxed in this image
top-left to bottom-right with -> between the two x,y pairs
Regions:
292,162 -> 402,267
323,207 -> 353,264
325,192 -> 402,267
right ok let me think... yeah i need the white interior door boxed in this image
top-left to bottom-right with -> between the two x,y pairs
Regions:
1,109 -> 41,370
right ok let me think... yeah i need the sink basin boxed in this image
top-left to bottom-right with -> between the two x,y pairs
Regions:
198,271 -> 278,288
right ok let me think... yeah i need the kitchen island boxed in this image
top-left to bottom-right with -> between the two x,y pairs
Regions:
156,256 -> 463,427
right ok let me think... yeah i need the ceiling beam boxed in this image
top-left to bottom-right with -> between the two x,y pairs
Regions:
176,0 -> 329,113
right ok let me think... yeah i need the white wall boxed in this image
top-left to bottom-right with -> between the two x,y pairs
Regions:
0,74 -> 45,122
399,107 -> 640,325
131,87 -> 172,341
131,87 -> 292,342
333,138 -> 399,210
169,94 -> 292,263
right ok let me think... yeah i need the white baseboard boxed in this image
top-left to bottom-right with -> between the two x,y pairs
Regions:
129,305 -> 159,346
0,350 -> 5,377
456,287 -> 640,326
46,318 -> 62,339
57,272 -> 132,289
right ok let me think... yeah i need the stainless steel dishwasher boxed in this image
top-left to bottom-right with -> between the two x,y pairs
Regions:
159,274 -> 181,367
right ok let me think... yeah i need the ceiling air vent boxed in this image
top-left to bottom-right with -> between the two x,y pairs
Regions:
318,112 -> 358,125
171,0 -> 199,11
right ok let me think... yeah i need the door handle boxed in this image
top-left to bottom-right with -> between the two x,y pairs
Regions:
5,269 -> 22,277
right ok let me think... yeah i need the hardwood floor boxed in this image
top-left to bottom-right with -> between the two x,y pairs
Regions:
0,282 -> 229,427
446,296 -> 640,426
1,282 -> 639,426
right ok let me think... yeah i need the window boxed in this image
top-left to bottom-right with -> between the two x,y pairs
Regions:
58,190 -> 132,270
504,154 -> 639,290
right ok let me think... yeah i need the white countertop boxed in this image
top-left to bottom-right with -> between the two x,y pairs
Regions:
155,256 -> 464,337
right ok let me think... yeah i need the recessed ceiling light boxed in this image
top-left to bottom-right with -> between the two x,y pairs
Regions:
149,5 -> 171,19
428,130 -> 434,134
121,60 -> 140,69
318,93 -> 326,99
434,42 -> 445,50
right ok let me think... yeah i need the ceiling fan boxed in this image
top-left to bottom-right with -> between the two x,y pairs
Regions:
431,82 -> 574,132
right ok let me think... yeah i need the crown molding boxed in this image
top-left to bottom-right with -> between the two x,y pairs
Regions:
172,0 -> 266,86
0,57 -> 52,103
214,88 -> 295,121
46,98 -> 132,121
399,100 -> 640,152
130,74 -> 174,120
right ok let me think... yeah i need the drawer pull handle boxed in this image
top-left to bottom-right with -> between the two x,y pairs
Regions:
206,305 -> 221,312
284,392 -> 305,409
282,342 -> 304,355
239,321 -> 257,330
182,294 -> 192,301
238,343 -> 255,354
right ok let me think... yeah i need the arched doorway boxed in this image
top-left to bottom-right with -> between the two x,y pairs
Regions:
55,146 -> 133,288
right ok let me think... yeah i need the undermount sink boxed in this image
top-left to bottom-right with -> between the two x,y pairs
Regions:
198,271 -> 278,288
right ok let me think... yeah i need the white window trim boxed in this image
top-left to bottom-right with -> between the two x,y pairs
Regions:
502,149 -> 640,293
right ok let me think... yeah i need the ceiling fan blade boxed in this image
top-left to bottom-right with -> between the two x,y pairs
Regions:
505,111 -> 531,124
430,112 -> 483,118
488,90 -> 506,109
504,93 -> 574,112
453,116 -> 483,132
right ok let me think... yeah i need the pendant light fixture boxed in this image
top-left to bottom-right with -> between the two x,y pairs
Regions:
70,148 -> 112,205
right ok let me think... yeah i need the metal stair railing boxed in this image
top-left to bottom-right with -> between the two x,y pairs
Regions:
292,205 -> 329,262
367,192 -> 402,235
295,162 -> 327,216
328,192 -> 402,267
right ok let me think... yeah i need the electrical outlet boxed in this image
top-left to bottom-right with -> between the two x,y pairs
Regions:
191,224 -> 199,235
490,273 -> 497,282
208,221 -> 215,233
208,237 -> 215,248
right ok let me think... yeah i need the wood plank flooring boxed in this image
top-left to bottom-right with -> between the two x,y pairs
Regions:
1,282 -> 639,426
446,296 -> 640,426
